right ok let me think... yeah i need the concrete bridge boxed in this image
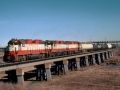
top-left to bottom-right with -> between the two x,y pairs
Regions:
0,49 -> 115,85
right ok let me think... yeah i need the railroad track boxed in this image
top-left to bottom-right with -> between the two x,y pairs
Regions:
0,49 -> 112,68
0,52 -> 83,67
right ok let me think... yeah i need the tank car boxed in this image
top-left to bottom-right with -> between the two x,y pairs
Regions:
107,43 -> 112,49
111,44 -> 117,48
101,43 -> 108,49
93,43 -> 108,50
80,43 -> 93,52
93,43 -> 98,50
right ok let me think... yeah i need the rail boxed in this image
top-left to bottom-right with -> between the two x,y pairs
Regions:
0,49 -> 113,69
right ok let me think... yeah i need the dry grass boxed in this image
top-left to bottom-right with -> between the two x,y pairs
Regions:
106,56 -> 120,65
0,83 -> 27,90
0,56 -> 120,90
26,65 -> 120,90
112,56 -> 120,61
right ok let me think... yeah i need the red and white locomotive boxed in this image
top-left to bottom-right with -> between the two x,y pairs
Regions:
3,39 -> 114,62
3,39 -> 80,62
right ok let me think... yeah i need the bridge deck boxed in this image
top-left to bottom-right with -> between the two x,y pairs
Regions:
0,49 -> 113,72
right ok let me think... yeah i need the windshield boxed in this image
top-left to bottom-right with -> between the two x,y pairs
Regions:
8,39 -> 21,45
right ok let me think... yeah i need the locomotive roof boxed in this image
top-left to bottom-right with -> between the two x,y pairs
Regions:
8,39 -> 80,45
8,39 -> 44,45
45,40 -> 80,44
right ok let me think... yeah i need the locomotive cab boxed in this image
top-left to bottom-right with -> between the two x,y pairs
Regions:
3,39 -> 20,62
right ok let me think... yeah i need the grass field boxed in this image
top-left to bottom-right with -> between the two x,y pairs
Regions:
0,57 -> 120,90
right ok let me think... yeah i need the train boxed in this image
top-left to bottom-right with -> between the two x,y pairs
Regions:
3,39 -> 116,62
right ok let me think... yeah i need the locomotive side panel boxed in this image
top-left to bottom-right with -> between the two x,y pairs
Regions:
52,44 -> 68,52
68,44 -> 79,50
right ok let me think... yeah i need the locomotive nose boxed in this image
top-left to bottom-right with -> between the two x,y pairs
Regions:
3,53 -> 15,63
3,54 -> 8,62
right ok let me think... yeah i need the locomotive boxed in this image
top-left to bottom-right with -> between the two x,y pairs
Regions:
3,39 -> 114,62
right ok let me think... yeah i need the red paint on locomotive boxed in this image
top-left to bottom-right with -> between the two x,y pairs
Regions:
4,39 -> 81,62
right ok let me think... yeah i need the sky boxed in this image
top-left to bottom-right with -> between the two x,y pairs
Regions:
0,0 -> 120,46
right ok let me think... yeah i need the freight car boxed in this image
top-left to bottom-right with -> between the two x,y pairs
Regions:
3,39 -> 114,62
80,43 -> 93,52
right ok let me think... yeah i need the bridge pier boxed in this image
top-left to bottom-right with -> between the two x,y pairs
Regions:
63,60 -> 69,74
98,54 -> 101,64
45,63 -> 52,81
76,57 -> 80,70
92,55 -> 96,65
102,53 -> 105,61
106,52 -> 109,60
111,51 -> 114,57
109,52 -> 111,58
109,51 -> 112,58
110,51 -> 113,58
85,56 -> 89,66
16,68 -> 24,85
0,71 -> 6,80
